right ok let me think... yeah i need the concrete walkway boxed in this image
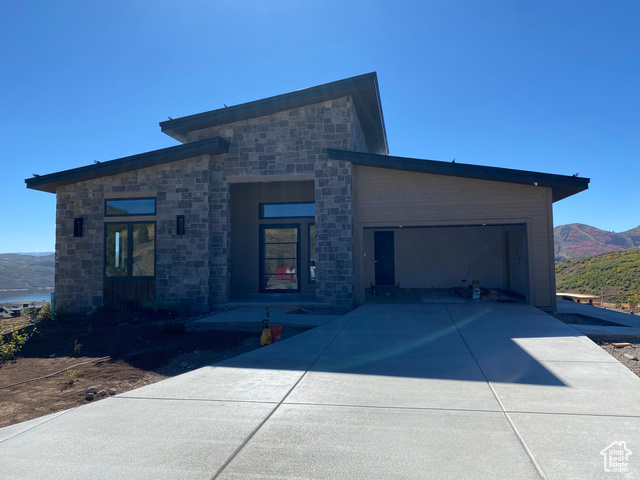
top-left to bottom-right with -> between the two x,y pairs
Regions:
1,303 -> 639,479
194,306 -> 341,327
557,299 -> 640,337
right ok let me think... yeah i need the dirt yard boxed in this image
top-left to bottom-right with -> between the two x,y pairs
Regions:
0,311 -> 311,428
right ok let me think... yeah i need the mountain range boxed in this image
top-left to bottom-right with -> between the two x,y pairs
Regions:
0,253 -> 55,290
554,224 -> 640,261
556,249 -> 640,304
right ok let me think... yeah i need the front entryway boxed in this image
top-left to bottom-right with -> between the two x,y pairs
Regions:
103,221 -> 156,309
260,225 -> 300,292
229,180 -> 316,298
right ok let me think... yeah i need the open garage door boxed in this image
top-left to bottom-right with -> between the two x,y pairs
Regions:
363,224 -> 529,300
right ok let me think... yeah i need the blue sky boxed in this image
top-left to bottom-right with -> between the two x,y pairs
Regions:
1,1 -> 638,253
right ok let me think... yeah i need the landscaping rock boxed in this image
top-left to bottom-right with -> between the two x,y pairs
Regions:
85,392 -> 94,401
624,353 -> 638,361
86,386 -> 97,395
98,390 -> 107,396
109,388 -> 117,396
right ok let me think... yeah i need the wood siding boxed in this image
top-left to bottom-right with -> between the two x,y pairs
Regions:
353,165 -> 555,310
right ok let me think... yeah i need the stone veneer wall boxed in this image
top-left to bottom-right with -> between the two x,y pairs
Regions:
187,96 -> 368,309
55,155 -> 214,313
54,95 -> 369,313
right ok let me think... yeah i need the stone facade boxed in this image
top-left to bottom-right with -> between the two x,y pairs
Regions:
54,95 -> 368,313
186,96 -> 368,309
55,156 -> 214,313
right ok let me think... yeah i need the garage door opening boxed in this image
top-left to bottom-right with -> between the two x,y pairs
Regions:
363,224 -> 529,303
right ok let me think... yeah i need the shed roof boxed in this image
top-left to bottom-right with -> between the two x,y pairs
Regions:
160,73 -> 388,155
327,149 -> 589,202
25,137 -> 230,193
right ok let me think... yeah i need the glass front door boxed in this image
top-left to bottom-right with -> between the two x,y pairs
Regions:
260,225 -> 300,292
104,222 -> 156,309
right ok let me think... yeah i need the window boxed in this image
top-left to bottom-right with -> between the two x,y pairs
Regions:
260,225 -> 299,292
105,222 -> 155,277
106,224 -> 128,276
309,223 -> 316,282
105,198 -> 156,216
260,202 -> 315,219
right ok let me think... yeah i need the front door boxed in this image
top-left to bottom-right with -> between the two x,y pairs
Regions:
374,231 -> 395,285
260,225 -> 300,292
103,222 -> 156,309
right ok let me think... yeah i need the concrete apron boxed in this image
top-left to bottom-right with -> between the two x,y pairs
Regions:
1,303 -> 639,479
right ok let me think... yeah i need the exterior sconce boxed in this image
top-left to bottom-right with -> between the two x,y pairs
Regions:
176,215 -> 185,235
73,217 -> 83,237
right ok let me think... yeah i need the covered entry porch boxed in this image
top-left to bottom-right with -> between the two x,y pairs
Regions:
229,178 -> 317,301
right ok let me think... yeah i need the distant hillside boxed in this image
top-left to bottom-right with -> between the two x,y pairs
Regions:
554,223 -> 640,260
555,249 -> 640,304
0,254 -> 55,290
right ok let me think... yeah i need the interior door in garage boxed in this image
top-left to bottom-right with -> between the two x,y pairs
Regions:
374,231 -> 395,285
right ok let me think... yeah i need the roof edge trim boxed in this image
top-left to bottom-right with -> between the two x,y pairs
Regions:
25,137 -> 230,193
160,73 -> 388,155
327,149 -> 590,202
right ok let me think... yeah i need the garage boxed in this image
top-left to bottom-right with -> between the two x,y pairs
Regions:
362,224 -> 529,301
347,157 -> 567,311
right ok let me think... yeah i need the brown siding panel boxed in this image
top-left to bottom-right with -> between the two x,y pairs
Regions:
353,165 -> 554,310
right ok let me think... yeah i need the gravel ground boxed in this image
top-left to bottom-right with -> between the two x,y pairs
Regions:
599,341 -> 640,378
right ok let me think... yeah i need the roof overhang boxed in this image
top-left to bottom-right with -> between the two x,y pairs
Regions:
160,73 -> 388,155
25,137 -> 230,193
328,149 -> 590,202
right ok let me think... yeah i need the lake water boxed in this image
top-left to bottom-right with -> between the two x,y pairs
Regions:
0,289 -> 54,304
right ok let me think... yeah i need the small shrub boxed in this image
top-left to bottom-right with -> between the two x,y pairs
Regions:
20,307 -> 38,321
0,325 -> 33,362
64,369 -> 79,385
37,303 -> 52,321
162,321 -> 186,335
630,292 -> 639,309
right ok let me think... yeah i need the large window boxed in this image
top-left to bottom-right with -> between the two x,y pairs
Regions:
309,224 -> 316,283
105,222 -> 155,277
105,198 -> 156,216
260,225 -> 299,292
260,202 -> 315,219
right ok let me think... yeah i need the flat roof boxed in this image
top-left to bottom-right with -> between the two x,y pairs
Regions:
25,137 -> 230,193
327,149 -> 590,202
160,73 -> 389,155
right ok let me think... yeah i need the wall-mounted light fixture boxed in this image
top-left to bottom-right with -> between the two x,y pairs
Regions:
73,217 -> 83,237
176,215 -> 185,235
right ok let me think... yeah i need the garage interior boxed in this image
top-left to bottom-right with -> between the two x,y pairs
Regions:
362,224 -> 529,303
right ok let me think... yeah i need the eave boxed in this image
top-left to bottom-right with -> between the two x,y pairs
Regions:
25,137 -> 230,193
327,149 -> 590,202
160,73 -> 389,155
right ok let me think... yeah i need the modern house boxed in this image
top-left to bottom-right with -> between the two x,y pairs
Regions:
26,73 -> 589,314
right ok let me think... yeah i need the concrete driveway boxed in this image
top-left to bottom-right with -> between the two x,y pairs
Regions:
1,303 -> 639,479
